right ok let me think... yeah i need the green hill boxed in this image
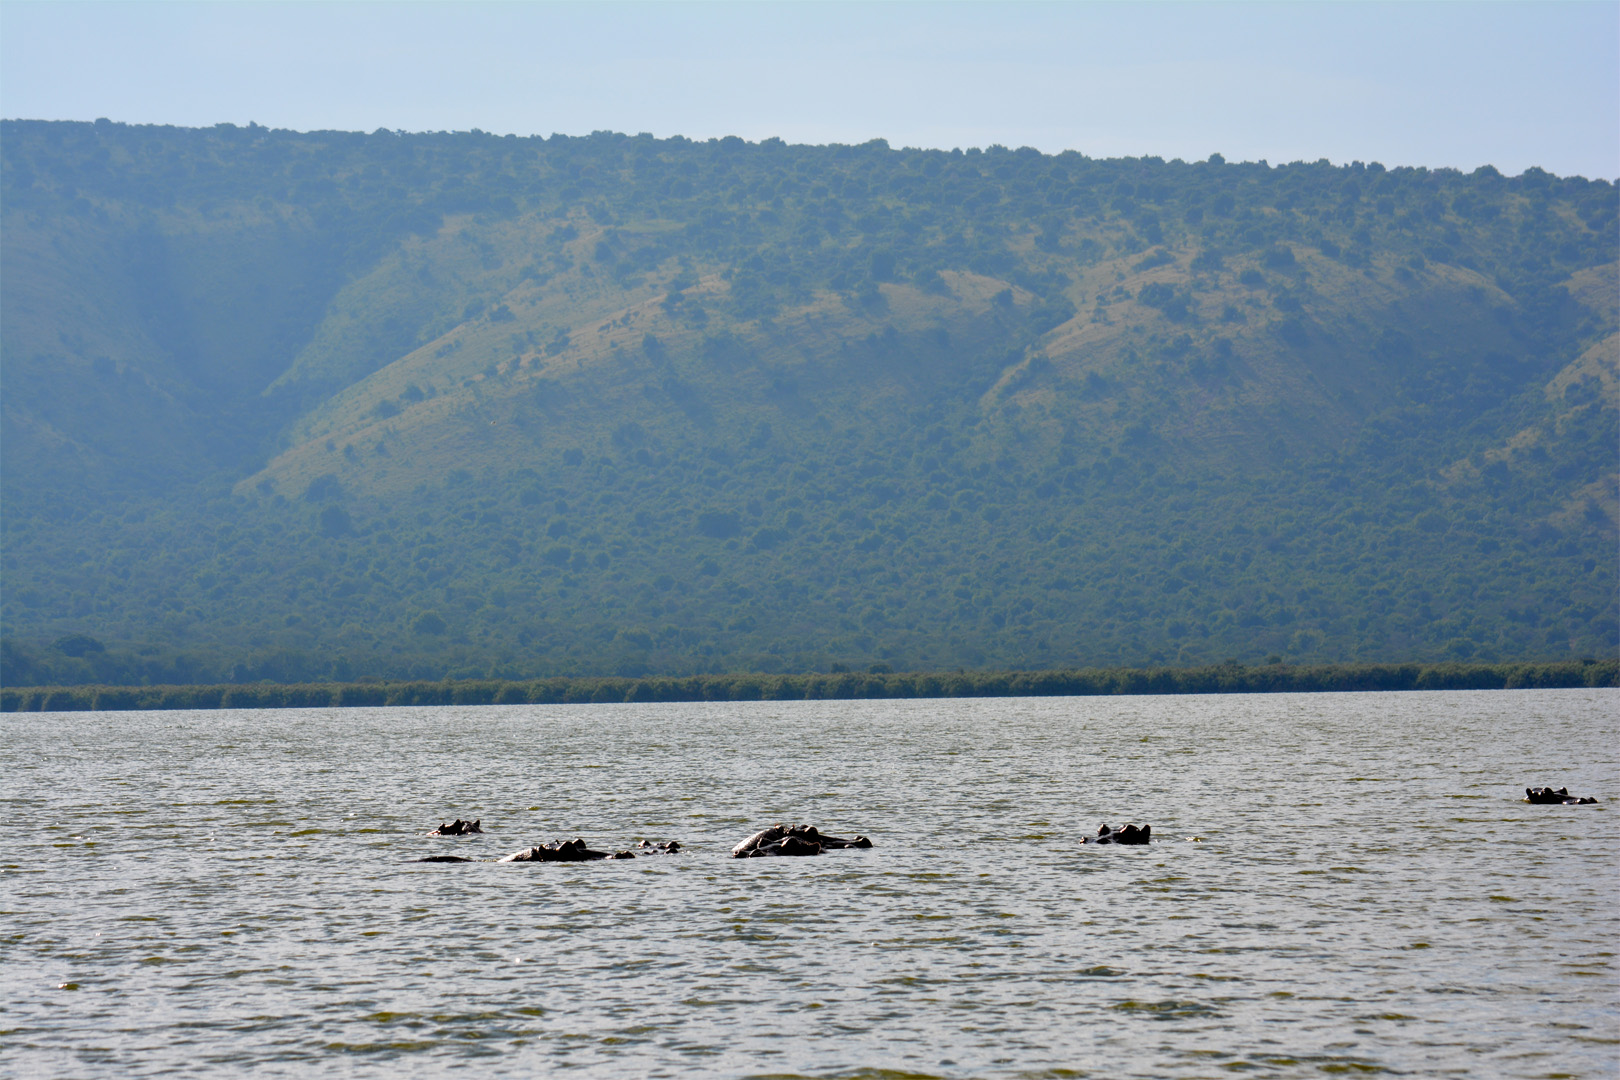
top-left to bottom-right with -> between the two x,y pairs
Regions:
1,120 -> 1614,685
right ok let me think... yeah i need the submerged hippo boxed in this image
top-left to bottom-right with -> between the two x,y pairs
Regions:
1082,823 -> 1152,845
429,818 -> 483,835
1524,787 -> 1599,805
414,837 -> 642,864
498,838 -> 635,862
731,824 -> 873,858
637,839 -> 682,853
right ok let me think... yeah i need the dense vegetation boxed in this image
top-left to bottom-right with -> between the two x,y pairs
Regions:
4,660 -> 1613,713
2,120 -> 1615,684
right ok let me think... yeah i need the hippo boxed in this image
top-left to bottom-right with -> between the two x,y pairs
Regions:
1082,823 -> 1152,845
416,854 -> 477,863
1524,787 -> 1599,805
498,838 -> 635,862
429,818 -> 482,835
637,839 -> 682,853
731,823 -> 873,858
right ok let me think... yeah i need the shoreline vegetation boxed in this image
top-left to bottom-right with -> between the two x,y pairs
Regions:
2,659 -> 1613,713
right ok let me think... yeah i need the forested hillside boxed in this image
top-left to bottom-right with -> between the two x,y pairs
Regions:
2,120 -> 1615,684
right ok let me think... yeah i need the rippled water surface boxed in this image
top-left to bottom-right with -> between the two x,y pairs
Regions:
3,690 -> 1617,1078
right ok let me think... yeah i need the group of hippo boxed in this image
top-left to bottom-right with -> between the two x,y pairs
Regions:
415,783 -> 1597,863
417,821 -> 869,863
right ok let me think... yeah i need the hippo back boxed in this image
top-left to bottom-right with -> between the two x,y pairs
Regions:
732,825 -> 787,857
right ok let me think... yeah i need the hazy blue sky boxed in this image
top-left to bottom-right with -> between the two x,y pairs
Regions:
2,2 -> 1615,178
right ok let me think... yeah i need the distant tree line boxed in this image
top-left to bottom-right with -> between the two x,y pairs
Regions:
3,660 -> 1612,712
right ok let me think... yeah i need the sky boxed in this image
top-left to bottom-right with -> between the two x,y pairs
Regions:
2,2 -> 1616,179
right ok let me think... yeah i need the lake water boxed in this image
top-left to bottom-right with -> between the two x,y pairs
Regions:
3,690 -> 1617,1079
